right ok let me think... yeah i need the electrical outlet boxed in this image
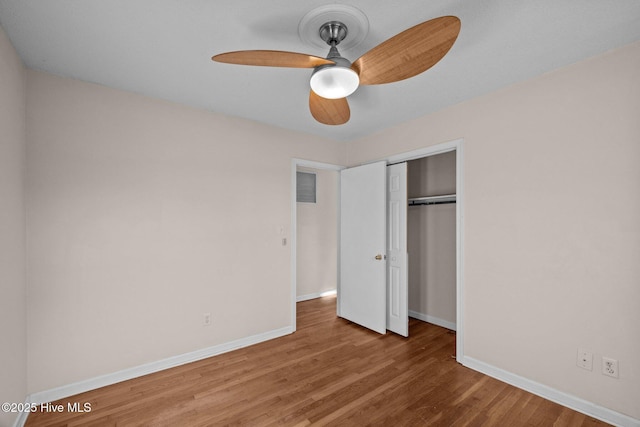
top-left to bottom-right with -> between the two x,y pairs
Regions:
602,357 -> 619,378
203,313 -> 212,326
577,349 -> 593,371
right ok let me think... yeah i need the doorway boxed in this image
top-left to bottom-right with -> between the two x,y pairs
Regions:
290,159 -> 344,331
386,139 -> 464,360
407,151 -> 457,332
296,166 -> 339,302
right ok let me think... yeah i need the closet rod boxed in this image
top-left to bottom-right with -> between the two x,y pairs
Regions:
408,194 -> 456,206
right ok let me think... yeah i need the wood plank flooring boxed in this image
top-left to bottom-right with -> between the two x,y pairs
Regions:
25,296 -> 608,426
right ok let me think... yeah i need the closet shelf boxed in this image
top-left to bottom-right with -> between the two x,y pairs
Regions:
408,194 -> 456,206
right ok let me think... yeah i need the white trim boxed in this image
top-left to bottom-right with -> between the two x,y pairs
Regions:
385,138 -> 460,165
291,159 -> 345,332
409,310 -> 456,331
455,141 -> 465,363
292,159 -> 345,172
296,289 -> 337,302
27,326 -> 292,405
11,398 -> 31,427
462,356 -> 640,427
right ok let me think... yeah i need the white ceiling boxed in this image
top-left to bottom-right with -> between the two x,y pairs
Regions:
1,1 -> 639,141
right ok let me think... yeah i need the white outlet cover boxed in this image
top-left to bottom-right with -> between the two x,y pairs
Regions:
577,349 -> 593,371
203,313 -> 212,326
602,357 -> 619,378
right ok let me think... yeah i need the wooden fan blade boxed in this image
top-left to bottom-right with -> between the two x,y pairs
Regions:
309,91 -> 350,125
351,16 -> 461,85
212,50 -> 334,68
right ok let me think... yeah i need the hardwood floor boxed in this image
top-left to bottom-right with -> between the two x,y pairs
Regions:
26,296 -> 608,426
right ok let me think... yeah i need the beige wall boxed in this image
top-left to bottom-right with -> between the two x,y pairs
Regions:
347,41 -> 640,419
25,70 -> 344,393
296,168 -> 338,299
0,24 -> 27,427
407,153 -> 456,326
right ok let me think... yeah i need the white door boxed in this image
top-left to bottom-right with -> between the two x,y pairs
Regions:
387,163 -> 409,336
339,161 -> 387,334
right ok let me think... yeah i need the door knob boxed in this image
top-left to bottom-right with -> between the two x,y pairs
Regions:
375,254 -> 384,260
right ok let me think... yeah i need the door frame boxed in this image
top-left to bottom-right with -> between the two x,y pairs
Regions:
290,159 -> 344,332
384,138 -> 464,362
290,137 -> 464,363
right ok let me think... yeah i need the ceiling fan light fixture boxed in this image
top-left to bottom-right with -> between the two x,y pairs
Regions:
310,65 -> 359,99
211,15 -> 461,125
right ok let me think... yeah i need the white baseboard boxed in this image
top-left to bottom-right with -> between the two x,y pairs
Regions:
409,310 -> 456,331
26,326 -> 293,408
296,289 -> 336,302
462,356 -> 640,427
11,398 -> 31,427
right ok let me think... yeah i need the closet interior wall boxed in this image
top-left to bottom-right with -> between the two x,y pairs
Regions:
407,151 -> 457,330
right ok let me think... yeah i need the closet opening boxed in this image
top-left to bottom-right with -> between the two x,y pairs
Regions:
406,150 -> 457,337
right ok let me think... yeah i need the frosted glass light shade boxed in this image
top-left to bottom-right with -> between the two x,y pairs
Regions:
310,66 -> 359,99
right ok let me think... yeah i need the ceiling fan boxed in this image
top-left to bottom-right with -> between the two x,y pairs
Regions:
212,16 -> 461,125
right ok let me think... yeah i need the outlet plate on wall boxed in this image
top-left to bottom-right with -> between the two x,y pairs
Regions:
602,357 -> 619,378
577,349 -> 593,371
